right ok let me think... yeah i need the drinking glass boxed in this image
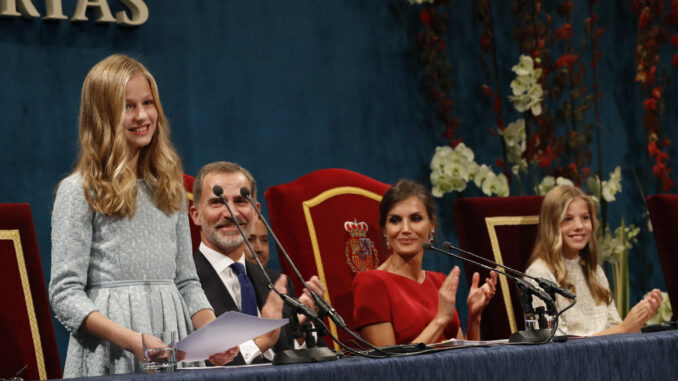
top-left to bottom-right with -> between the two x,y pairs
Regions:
142,331 -> 177,373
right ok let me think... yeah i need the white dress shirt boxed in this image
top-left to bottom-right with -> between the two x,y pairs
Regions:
200,242 -> 272,363
199,243 -> 309,363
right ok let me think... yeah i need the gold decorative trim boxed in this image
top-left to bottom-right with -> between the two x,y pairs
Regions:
302,186 -> 383,350
186,192 -> 193,202
484,216 -> 539,334
0,229 -> 47,380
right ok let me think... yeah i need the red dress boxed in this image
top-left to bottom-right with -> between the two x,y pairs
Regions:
352,269 -> 461,344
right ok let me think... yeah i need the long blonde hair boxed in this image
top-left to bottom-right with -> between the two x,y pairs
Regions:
528,185 -> 611,304
74,54 -> 184,218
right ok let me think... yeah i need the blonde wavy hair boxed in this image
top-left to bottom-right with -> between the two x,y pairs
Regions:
74,54 -> 184,218
527,185 -> 611,304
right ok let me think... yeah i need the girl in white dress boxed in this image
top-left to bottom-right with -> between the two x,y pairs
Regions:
49,54 -> 238,377
525,185 -> 662,336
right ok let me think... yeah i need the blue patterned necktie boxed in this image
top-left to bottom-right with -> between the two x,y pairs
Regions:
230,262 -> 258,316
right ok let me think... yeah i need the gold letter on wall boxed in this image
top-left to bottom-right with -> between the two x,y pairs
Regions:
43,0 -> 68,20
116,0 -> 148,27
0,0 -> 40,18
71,0 -> 116,23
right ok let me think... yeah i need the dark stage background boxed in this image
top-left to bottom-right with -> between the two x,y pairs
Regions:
1,0 -> 675,365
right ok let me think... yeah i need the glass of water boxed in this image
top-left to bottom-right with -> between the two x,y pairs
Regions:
524,315 -> 555,331
142,331 -> 177,373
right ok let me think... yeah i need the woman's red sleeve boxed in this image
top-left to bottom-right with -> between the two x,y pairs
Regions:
352,271 -> 391,329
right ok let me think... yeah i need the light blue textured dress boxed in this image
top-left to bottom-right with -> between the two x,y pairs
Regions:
49,173 -> 212,377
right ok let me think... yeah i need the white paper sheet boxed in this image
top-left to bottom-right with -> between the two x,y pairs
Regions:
436,338 -> 509,347
176,311 -> 288,362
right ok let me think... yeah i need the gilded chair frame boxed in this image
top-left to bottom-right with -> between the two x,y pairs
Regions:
1,229 -> 47,380
302,186 -> 383,350
484,215 -> 540,334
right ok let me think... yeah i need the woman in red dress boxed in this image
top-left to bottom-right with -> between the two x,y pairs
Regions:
353,180 -> 497,345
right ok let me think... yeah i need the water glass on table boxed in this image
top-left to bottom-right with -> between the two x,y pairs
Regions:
524,315 -> 554,331
142,331 -> 177,373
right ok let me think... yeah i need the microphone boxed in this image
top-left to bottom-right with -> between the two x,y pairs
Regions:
423,242 -> 561,344
239,186 -> 346,328
239,186 -> 251,198
211,185 -> 319,321
239,186 -> 392,357
440,242 -> 576,300
422,242 -> 554,305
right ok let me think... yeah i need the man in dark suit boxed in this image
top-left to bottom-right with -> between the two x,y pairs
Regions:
189,161 -> 325,365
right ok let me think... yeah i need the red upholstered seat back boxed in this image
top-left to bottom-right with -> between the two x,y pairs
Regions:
646,194 -> 678,316
0,203 -> 62,380
265,169 -> 390,349
453,196 -> 543,340
183,173 -> 201,254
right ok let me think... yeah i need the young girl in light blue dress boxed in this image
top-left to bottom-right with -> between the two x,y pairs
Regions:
49,54 -> 238,377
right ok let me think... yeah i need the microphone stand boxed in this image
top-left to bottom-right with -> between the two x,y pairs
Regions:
212,186 -> 338,364
239,187 -> 392,357
423,243 -> 560,344
441,242 -> 576,303
440,242 -> 577,342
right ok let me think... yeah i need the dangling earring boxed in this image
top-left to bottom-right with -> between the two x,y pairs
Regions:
384,234 -> 390,250
428,229 -> 435,244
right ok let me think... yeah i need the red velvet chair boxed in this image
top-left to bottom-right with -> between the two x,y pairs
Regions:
646,194 -> 678,316
0,204 -> 62,380
265,169 -> 390,350
183,173 -> 201,253
453,196 -> 543,340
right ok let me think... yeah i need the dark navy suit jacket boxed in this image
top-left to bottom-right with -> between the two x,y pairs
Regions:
193,249 -> 298,365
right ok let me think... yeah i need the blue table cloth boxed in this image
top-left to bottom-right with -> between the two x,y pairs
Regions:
59,330 -> 678,381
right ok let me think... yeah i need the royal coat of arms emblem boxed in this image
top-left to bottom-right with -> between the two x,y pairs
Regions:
344,220 -> 379,273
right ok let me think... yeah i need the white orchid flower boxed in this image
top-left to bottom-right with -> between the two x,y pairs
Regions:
509,55 -> 544,116
602,166 -> 622,202
454,142 -> 475,162
556,177 -> 574,187
537,176 -> 556,195
473,164 -> 491,188
481,172 -> 509,197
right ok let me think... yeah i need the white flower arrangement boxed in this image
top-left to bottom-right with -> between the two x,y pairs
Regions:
499,118 -> 527,175
602,166 -> 622,202
508,55 -> 544,116
596,217 -> 640,317
481,172 -> 510,197
535,176 -> 574,195
645,291 -> 673,324
472,163 -> 490,188
597,223 -> 640,264
430,145 -> 473,196
586,175 -> 602,204
430,143 -> 508,198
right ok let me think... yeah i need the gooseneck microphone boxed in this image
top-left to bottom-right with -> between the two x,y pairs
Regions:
441,242 -> 576,301
212,186 -> 346,364
439,242 -> 578,340
238,187 -> 343,328
239,186 -> 392,357
422,242 -> 555,306
215,185 -> 391,360
423,242 -> 566,344
211,185 -> 319,322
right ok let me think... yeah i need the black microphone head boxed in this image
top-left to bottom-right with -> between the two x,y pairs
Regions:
212,185 -> 224,197
422,242 -> 432,250
442,241 -> 453,251
240,186 -> 251,198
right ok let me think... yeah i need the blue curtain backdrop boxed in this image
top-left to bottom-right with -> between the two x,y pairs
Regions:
0,0 -> 674,365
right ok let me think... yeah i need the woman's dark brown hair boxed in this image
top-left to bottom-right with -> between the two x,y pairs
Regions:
379,179 -> 437,229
